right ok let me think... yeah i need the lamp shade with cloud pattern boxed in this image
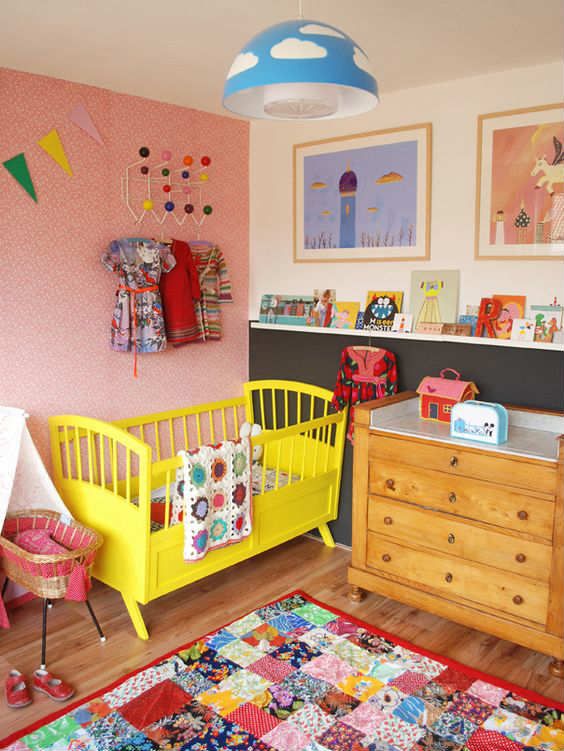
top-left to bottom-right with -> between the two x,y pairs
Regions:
223,19 -> 379,120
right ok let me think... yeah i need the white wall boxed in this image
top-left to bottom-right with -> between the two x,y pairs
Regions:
249,62 -> 564,318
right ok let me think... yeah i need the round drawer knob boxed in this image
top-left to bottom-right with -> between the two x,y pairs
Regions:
386,479 -> 395,490
450,456 -> 458,467
517,510 -> 528,521
383,516 -> 393,525
515,553 -> 527,563
449,492 -> 457,504
445,573 -> 453,583
513,595 -> 524,605
448,533 -> 456,544
382,554 -> 391,562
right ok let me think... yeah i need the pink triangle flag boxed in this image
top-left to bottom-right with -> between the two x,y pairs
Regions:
68,103 -> 103,145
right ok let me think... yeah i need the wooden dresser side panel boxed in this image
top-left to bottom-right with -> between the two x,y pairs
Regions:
547,435 -> 564,637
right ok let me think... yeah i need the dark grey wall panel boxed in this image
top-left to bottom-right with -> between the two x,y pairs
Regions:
249,325 -> 564,546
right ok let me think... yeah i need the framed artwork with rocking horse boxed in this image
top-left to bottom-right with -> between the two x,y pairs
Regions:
475,103 -> 564,260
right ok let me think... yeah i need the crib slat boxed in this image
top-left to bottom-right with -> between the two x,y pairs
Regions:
183,415 -> 189,450
140,424 -> 145,444
232,405 -> 239,438
300,430 -> 307,480
288,438 -> 296,485
275,439 -> 281,490
111,439 -> 118,494
63,426 -> 71,480
86,430 -> 96,484
169,418 -> 176,456
259,389 -> 266,428
209,410 -> 215,443
74,427 -> 83,481
313,426 -> 320,476
154,421 -> 162,461
284,389 -> 289,429
271,390 -> 277,430
196,414 -> 202,446
100,435 -> 106,487
221,408 -> 227,440
126,449 -> 131,502
164,469 -> 171,529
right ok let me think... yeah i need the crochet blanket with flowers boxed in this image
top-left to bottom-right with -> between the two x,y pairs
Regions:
181,438 -> 252,562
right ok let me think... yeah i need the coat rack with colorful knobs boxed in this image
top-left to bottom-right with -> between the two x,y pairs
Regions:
121,147 -> 213,232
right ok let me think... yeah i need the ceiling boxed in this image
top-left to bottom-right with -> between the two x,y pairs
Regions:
1,0 -> 562,117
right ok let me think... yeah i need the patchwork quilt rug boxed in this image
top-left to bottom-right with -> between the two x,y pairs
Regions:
2,591 -> 563,751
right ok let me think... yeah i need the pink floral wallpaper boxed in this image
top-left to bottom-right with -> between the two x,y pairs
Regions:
0,68 -> 249,462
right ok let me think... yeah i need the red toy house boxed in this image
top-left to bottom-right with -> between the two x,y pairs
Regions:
417,368 -> 479,423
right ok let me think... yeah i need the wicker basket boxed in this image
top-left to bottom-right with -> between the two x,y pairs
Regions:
0,510 -> 103,599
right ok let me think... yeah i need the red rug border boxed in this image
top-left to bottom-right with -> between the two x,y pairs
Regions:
2,588 -> 563,747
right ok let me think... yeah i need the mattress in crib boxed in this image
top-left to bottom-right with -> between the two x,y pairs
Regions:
144,464 -> 299,532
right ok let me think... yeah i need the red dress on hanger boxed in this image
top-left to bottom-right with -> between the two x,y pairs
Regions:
331,346 -> 398,442
159,240 -> 203,345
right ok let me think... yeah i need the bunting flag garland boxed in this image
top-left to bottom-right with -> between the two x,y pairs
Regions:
37,128 -> 73,176
68,102 -> 103,144
2,153 -> 38,202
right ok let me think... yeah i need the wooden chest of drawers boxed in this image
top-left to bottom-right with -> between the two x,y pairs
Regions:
348,392 -> 564,677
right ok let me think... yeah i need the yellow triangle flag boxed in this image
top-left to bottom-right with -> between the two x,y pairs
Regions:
37,129 -> 73,176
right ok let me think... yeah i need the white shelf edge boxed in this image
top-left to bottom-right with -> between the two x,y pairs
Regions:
250,322 -> 564,351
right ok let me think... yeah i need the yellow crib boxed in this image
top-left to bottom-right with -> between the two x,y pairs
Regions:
49,380 -> 347,639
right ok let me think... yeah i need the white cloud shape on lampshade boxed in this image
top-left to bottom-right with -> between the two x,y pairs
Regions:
227,51 -> 259,79
271,37 -> 327,59
299,23 -> 345,39
353,47 -> 372,74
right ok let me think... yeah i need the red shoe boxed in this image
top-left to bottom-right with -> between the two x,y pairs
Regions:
32,669 -> 75,702
5,669 -> 32,708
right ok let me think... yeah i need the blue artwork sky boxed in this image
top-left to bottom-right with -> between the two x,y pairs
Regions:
303,140 -> 418,249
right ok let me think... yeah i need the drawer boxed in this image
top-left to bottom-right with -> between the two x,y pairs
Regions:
369,461 -> 554,541
369,434 -> 556,496
366,533 -> 549,625
367,497 -> 552,581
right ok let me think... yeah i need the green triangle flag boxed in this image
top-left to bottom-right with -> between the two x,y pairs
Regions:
2,153 -> 37,202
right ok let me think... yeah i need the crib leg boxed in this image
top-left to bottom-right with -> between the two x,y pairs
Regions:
85,598 -> 106,642
122,594 -> 149,640
318,523 -> 335,548
41,598 -> 48,669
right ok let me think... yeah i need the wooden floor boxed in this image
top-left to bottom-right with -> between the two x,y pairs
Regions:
1,537 -> 563,739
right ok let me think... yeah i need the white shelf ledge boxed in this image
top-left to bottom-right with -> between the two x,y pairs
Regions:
250,322 -> 564,351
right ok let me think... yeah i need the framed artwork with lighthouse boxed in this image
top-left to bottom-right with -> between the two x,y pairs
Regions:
293,123 -> 432,262
475,103 -> 564,260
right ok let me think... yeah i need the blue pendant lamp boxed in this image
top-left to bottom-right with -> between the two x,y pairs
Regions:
223,5 -> 378,120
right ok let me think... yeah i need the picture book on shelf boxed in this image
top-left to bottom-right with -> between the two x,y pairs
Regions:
363,291 -> 403,331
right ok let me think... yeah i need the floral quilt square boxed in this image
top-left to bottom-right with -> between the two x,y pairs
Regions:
269,640 -> 322,668
219,640 -> 267,668
279,670 -> 334,703
302,653 -> 356,686
242,623 -> 288,651
482,707 -> 540,743
249,654 -> 297,682
315,688 -> 360,718
226,701 -> 282,738
430,711 -> 477,744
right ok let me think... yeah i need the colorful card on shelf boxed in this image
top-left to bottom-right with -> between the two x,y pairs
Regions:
510,318 -> 535,342
355,311 -> 365,329
442,323 -> 472,336
410,270 -> 460,326
363,291 -> 404,331
415,322 -> 444,335
308,289 -> 336,327
531,304 -> 563,342
259,294 -> 314,325
330,301 -> 361,329
458,314 -> 478,335
492,294 -> 526,339
391,313 -> 413,333
475,297 -> 502,338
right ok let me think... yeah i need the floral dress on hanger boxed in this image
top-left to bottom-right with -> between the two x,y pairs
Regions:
101,239 -> 176,373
